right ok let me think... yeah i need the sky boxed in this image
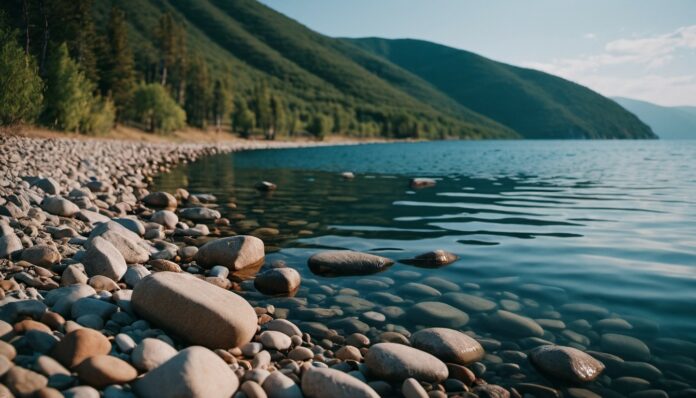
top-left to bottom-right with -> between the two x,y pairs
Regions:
259,0 -> 696,107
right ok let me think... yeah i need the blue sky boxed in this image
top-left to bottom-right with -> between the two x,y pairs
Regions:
259,0 -> 696,106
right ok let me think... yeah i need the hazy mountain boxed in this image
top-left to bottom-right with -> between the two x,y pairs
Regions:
613,97 -> 696,139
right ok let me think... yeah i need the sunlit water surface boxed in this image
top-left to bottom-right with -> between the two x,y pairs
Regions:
155,140 -> 696,393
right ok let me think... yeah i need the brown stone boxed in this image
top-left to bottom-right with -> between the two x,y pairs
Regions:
5,366 -> 48,397
14,319 -> 51,334
50,328 -> 111,369
149,259 -> 182,273
75,355 -> 138,388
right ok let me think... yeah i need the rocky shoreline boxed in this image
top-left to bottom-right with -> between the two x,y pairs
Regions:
0,134 -> 690,398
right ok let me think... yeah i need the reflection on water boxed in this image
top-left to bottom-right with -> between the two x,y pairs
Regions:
155,140 -> 696,393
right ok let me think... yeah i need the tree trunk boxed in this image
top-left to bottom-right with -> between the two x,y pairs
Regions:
39,0 -> 49,76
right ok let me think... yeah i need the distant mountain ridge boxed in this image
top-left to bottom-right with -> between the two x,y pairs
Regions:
612,97 -> 696,139
346,38 -> 656,139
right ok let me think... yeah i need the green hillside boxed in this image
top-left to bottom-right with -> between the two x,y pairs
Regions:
613,97 -> 696,139
348,38 -> 656,139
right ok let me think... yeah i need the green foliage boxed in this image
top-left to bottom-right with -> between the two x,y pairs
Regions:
156,12 -> 187,102
350,38 -> 656,139
212,79 -> 232,131
0,23 -> 43,125
43,43 -> 94,132
185,56 -> 211,128
232,97 -> 255,138
307,114 -> 333,140
82,97 -> 116,135
100,6 -> 136,118
130,83 -> 186,133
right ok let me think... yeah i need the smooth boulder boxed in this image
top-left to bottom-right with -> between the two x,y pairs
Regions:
254,268 -> 301,295
308,251 -> 394,276
82,237 -> 127,281
195,236 -> 265,271
132,272 -> 257,348
364,343 -> 448,382
410,328 -> 484,365
529,345 -> 605,383
134,346 -> 239,398
302,367 -> 379,398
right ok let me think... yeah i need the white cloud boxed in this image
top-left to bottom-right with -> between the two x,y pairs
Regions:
523,25 -> 696,105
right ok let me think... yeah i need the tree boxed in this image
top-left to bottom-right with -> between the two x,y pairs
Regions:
42,43 -> 93,132
0,23 -> 43,125
269,94 -> 286,139
233,98 -> 255,138
46,0 -> 99,82
155,12 -> 187,102
211,79 -> 231,132
129,83 -> 186,133
251,82 -> 271,135
184,56 -> 211,128
307,114 -> 332,140
100,6 -> 136,119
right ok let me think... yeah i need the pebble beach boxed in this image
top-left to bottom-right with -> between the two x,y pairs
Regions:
0,134 -> 693,398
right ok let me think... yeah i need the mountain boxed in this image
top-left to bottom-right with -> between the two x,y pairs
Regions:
612,97 -> 696,139
347,38 -> 656,139
1,0 -> 656,139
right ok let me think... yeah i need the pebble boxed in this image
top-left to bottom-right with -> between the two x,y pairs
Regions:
266,319 -> 302,337
307,250 -> 394,276
195,235 -> 265,271
364,343 -> 449,382
20,245 -> 61,267
50,328 -> 111,369
402,250 -> 458,267
485,310 -> 544,337
142,192 -> 177,209
288,346 -> 314,361
75,355 -> 138,388
131,338 -> 178,372
254,268 -> 301,295
134,346 -> 239,398
406,302 -> 469,328
410,327 -> 485,365
179,207 -> 221,221
601,334 -> 651,361
132,271 -> 257,348
402,378 -> 429,398
301,366 -> 379,398
82,236 -> 128,281
4,365 -> 49,397
260,331 -> 292,350
262,371 -> 303,398
529,345 -> 605,383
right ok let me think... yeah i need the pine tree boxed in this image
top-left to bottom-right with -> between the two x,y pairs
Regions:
269,94 -> 286,139
155,12 -> 187,102
184,56 -> 211,128
101,6 -> 136,120
252,82 -> 272,135
42,43 -> 93,132
47,0 -> 99,82
211,79 -> 232,132
0,22 -> 43,125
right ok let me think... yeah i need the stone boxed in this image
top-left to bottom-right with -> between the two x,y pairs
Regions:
131,338 -> 178,372
134,346 -> 239,398
288,346 -> 313,361
241,380 -> 267,398
410,178 -> 436,189
410,328 -> 484,365
442,292 -> 497,312
529,345 -> 605,383
336,345 -> 362,361
0,233 -> 23,258
262,371 -> 302,398
406,302 -> 469,328
302,367 -> 379,398
601,334 -> 651,361
472,385 -> 510,398
254,268 -> 301,295
75,355 -> 138,388
33,177 -> 60,195
255,181 -> 277,192
195,236 -> 265,271
82,236 -> 127,281
402,250 -> 458,267
132,272 -> 257,348
88,275 -> 120,292
402,378 -> 428,398
61,265 -> 88,286
63,386 -> 101,398
0,340 -> 17,360
20,245 -> 61,267
260,331 -> 292,350
46,284 -> 96,317
151,210 -> 178,229
485,310 -> 544,337
365,343 -> 448,383
50,328 -> 111,369
71,297 -> 118,320
89,222 -> 149,264
265,319 -> 302,337
41,196 -> 79,217
307,250 -> 394,276
142,192 -> 177,209
123,264 -> 151,287
179,207 -> 221,221
35,355 -> 70,376
113,218 -> 146,236
5,366 -> 48,397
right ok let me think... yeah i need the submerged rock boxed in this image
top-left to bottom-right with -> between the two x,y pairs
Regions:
406,302 -> 469,328
255,181 -> 277,192
132,272 -> 257,348
410,328 -> 484,365
254,268 -> 301,295
308,250 -> 394,276
364,342 -> 448,382
485,310 -> 544,337
401,250 -> 458,268
529,345 -> 605,383
409,178 -> 436,189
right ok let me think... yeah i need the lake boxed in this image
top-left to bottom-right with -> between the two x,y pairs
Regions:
155,140 -> 696,393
